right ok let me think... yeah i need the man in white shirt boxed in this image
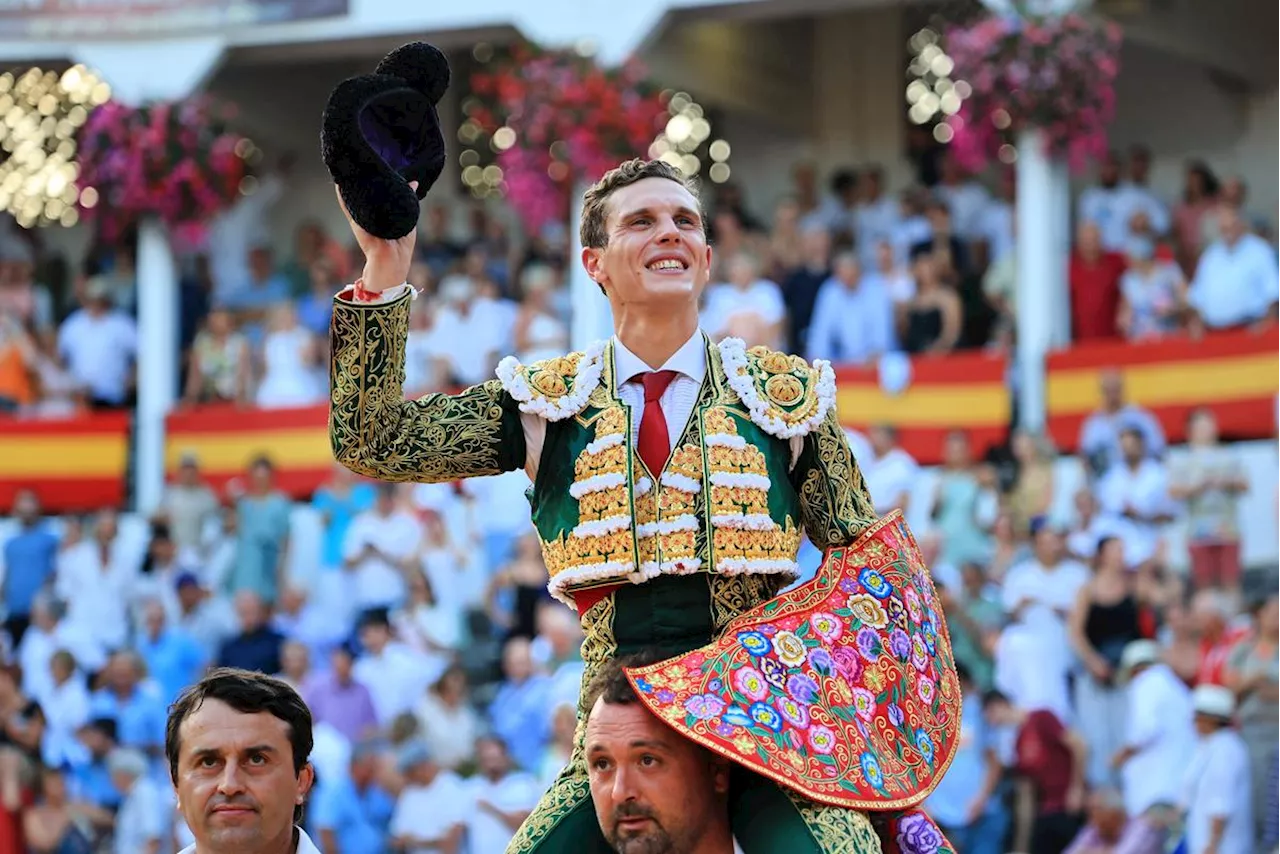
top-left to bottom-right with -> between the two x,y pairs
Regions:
1187,204 -> 1280,333
1112,640 -> 1195,820
351,609 -> 431,727
1078,152 -> 1129,252
861,425 -> 919,516
1180,685 -> 1254,854
109,747 -> 167,854
341,482 -> 422,614
56,276 -> 138,407
805,252 -> 897,364
467,736 -> 543,854
389,740 -> 468,854
1094,429 -> 1175,568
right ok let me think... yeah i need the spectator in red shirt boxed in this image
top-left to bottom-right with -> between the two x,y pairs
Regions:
1070,221 -> 1127,341
1191,588 -> 1249,686
984,690 -> 1088,854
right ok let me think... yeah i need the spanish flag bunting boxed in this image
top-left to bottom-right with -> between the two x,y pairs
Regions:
0,412 -> 131,512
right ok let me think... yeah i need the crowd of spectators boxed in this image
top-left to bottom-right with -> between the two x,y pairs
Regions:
0,144 -> 1274,854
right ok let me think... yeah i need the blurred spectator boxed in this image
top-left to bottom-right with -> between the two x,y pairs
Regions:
0,310 -> 36,412
38,650 -> 90,770
1116,237 -> 1185,341
1068,537 -> 1144,788
389,740 -> 467,854
56,276 -> 137,409
1078,151 -> 1127,251
87,652 -> 165,755
512,263 -> 569,364
1078,370 -> 1166,479
488,637 -> 551,774
206,168 -> 285,303
1186,204 -> 1280,335
855,166 -> 901,269
229,455 -> 291,606
129,527 -> 186,628
220,243 -> 292,346
1172,161 -> 1220,278
134,598 -> 206,707
1112,640 -> 1195,820
303,643 -> 379,746
929,430 -> 996,568
0,663 -> 43,811
983,690 -> 1087,854
1180,685 -> 1253,854
281,220 -> 348,298
1170,408 -> 1248,592
310,738 -> 395,853
805,252 -> 896,364
55,509 -> 134,652
860,424 -> 919,518
1190,589 -> 1249,687
766,197 -> 806,278
106,746 -> 167,854
157,453 -> 219,556
2,488 -> 58,647
182,306 -> 250,406
778,223 -> 831,353
1062,787 -> 1166,854
938,562 -> 1002,693
353,609 -> 432,729
702,252 -> 786,350
537,702 -> 575,790
935,153 -> 992,245
900,243 -> 963,355
1094,429 -> 1174,569
415,665 -> 482,774
487,533 -> 551,642
1111,146 -> 1171,250
466,735 -> 541,854
924,664 -> 1009,853
255,302 -> 322,409
1224,593 -> 1279,849
216,590 -> 284,675
295,257 -> 339,337
172,573 -> 236,662
17,595 -> 104,703
1006,430 -> 1057,539
0,236 -> 55,332
1069,221 -> 1126,342
21,764 -> 98,854
431,274 -> 513,387
277,638 -> 310,692
417,205 -> 465,278
343,482 -> 423,615
392,573 -> 461,689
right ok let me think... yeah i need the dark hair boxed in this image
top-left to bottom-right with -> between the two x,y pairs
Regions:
981,689 -> 1011,710
579,159 -> 703,250
582,650 -> 667,718
165,668 -> 313,787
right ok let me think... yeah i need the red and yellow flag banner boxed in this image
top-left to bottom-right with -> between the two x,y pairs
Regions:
833,350 -> 1011,465
1046,327 -> 1278,451
165,403 -> 332,499
0,412 -> 131,512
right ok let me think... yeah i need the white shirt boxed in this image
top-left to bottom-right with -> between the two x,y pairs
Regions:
1188,233 -> 1280,328
701,281 -> 786,344
178,827 -> 321,854
55,539 -> 137,651
390,773 -> 469,853
57,308 -> 137,403
855,196 -> 902,268
1095,459 -> 1173,567
1000,557 -> 1091,650
39,675 -> 91,768
114,776 -> 167,854
466,771 -> 543,854
341,509 -> 423,611
1122,663 -> 1195,816
431,297 -> 518,386
805,277 -> 897,364
862,447 -> 919,516
935,181 -> 992,241
1078,184 -> 1129,251
353,641 -> 432,726
1181,728 -> 1253,854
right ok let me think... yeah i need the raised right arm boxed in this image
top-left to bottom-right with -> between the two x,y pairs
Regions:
328,285 -> 526,483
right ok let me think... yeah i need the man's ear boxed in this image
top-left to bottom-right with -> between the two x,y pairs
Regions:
701,244 -> 714,286
297,763 -> 315,801
710,755 -> 730,796
582,246 -> 607,289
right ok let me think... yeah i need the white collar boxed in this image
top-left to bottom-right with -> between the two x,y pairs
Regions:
612,328 -> 707,388
178,827 -> 320,854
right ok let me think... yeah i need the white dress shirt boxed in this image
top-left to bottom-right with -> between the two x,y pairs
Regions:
179,827 -> 321,854
1188,233 -> 1280,328
1181,728 -> 1254,854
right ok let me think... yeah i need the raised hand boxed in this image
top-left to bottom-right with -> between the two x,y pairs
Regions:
336,182 -> 419,292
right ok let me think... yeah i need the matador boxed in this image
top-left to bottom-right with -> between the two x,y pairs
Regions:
327,158 -> 960,854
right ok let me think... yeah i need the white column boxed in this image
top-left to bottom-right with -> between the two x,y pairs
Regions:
569,181 -> 614,351
1049,157 -> 1072,347
1015,128 -> 1054,433
134,217 -> 179,514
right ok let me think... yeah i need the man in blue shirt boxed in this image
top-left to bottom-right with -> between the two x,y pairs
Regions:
309,739 -> 395,853
1,489 -> 59,646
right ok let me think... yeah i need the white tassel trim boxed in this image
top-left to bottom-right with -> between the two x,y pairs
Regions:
705,433 -> 747,449
571,514 -> 633,539
634,477 -> 653,497
496,339 -> 607,422
718,558 -> 800,577
568,472 -> 626,499
659,472 -> 702,494
636,514 -> 700,538
637,558 -> 703,579
584,433 -> 624,454
710,513 -> 777,530
717,337 -> 836,439
709,472 -> 771,491
547,559 -> 637,606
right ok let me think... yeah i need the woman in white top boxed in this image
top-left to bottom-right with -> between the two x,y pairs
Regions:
255,302 -> 322,408
1117,237 -> 1186,341
413,664 -> 482,772
513,263 -> 569,365
701,252 -> 786,350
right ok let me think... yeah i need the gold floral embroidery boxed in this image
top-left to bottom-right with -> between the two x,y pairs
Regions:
781,791 -> 883,854
797,407 -> 878,548
329,292 -> 523,482
709,574 -> 783,636
766,373 -> 804,406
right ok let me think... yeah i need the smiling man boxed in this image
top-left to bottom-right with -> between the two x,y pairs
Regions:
329,158 -> 959,853
167,667 -> 318,854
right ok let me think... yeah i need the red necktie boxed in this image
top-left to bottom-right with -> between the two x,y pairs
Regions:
636,370 -> 678,476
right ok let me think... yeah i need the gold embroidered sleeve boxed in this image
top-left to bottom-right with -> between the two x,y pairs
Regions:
328,290 -> 525,482
790,404 -> 877,548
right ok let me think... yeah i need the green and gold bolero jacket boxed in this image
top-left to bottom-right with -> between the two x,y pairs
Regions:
328,286 -> 880,610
